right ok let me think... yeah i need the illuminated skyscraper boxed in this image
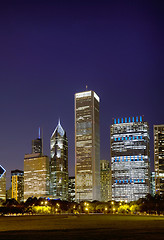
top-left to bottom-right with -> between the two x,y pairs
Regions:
24,153 -> 49,201
75,90 -> 100,202
0,165 -> 6,201
24,134 -> 49,201
11,169 -> 24,202
50,120 -> 68,200
100,160 -> 112,202
111,116 -> 150,202
154,125 -> 164,196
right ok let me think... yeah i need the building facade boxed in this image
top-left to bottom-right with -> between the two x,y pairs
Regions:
11,169 -> 24,202
24,153 -> 50,201
50,120 -> 68,200
154,125 -> 164,196
111,116 -> 150,202
0,165 -> 6,201
68,176 -> 75,202
100,160 -> 112,202
75,90 -> 100,202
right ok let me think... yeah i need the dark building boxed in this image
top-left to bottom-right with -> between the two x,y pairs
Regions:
154,125 -> 164,196
11,169 -> 24,202
32,138 -> 42,154
111,116 -> 150,202
68,176 -> 75,202
75,90 -> 100,202
50,120 -> 68,200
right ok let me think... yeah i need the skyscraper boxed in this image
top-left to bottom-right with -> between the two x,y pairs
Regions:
50,120 -> 68,200
24,133 -> 49,201
111,116 -> 150,202
0,165 -> 6,201
24,153 -> 50,201
154,125 -> 164,196
75,90 -> 100,202
11,169 -> 24,202
32,128 -> 42,154
100,160 -> 112,202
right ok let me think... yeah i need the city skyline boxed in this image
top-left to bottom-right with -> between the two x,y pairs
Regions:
0,1 -> 163,188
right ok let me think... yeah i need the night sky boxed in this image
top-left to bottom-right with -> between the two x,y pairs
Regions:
0,0 -> 163,188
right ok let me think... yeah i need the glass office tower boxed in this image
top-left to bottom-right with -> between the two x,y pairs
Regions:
111,116 -> 150,202
154,125 -> 164,196
50,120 -> 68,200
75,90 -> 100,202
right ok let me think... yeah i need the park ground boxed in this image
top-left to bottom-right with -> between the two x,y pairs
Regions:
0,214 -> 164,240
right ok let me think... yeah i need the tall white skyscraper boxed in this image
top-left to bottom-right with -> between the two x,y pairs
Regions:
75,90 -> 100,202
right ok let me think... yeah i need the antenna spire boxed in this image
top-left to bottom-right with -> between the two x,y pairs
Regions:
58,118 -> 61,125
38,127 -> 41,139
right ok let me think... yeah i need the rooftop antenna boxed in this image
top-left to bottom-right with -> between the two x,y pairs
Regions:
58,118 -> 61,126
86,85 -> 88,91
38,127 -> 41,139
41,127 -> 43,155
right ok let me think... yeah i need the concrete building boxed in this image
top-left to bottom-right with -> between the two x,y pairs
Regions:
111,116 -> 150,202
100,160 -> 112,202
0,165 -> 6,201
75,90 -> 100,202
50,120 -> 68,200
154,125 -> 164,196
11,169 -> 24,202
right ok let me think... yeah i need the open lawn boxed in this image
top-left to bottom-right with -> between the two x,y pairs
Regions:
0,214 -> 164,240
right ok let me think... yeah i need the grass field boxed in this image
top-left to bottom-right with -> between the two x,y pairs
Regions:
0,214 -> 164,240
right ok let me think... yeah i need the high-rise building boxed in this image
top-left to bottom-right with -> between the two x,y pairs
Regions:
0,165 -> 6,201
50,120 -> 68,200
11,169 -> 24,202
75,90 -> 100,202
111,116 -> 150,202
32,129 -> 42,154
68,176 -> 75,202
100,160 -> 112,202
24,153 -> 49,201
154,125 -> 164,196
24,134 -> 49,201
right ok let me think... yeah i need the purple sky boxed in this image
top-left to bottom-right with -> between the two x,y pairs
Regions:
0,0 -> 163,188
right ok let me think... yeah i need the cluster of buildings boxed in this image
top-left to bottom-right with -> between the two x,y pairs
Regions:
0,90 -> 164,203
